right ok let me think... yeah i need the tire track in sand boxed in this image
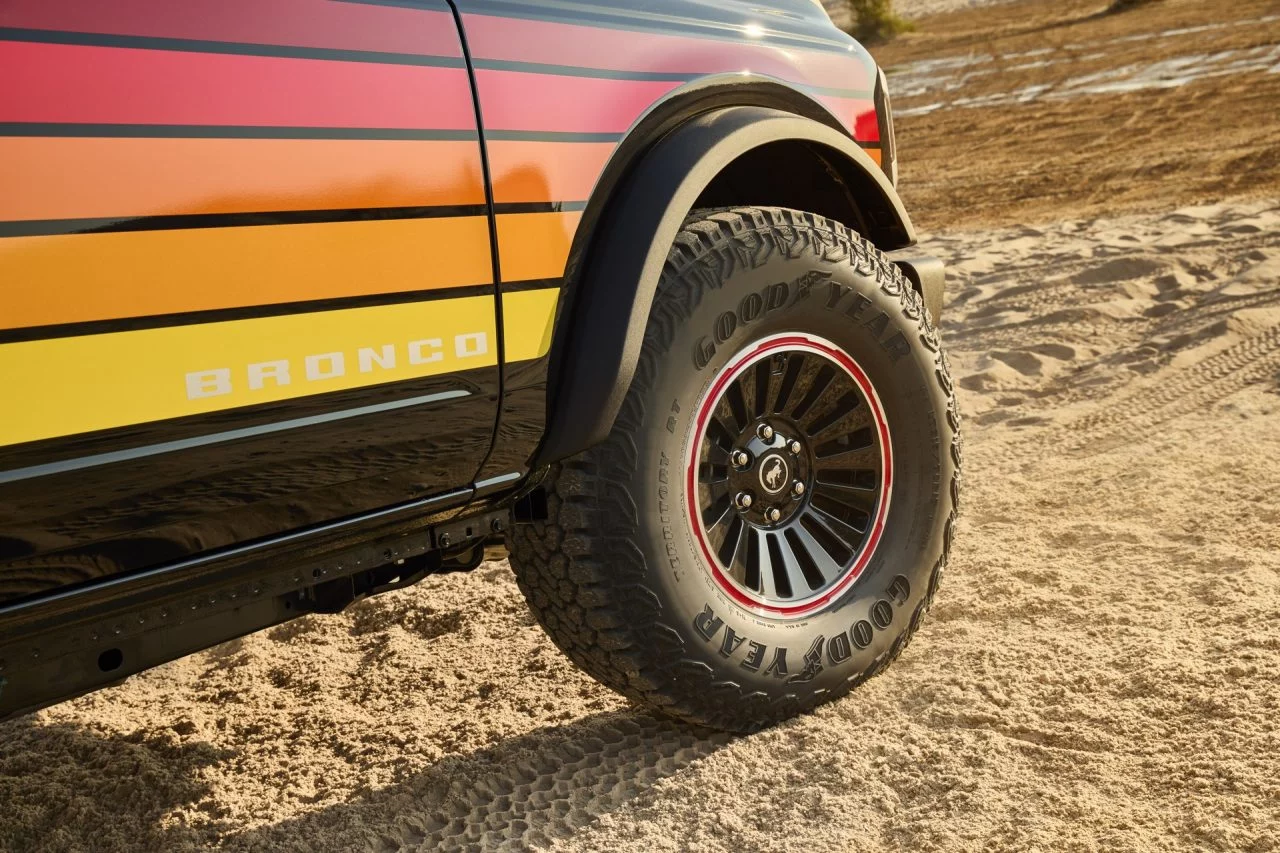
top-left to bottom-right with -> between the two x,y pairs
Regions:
1042,323 -> 1280,455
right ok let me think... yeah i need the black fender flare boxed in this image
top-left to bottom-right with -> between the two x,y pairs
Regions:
534,105 -> 917,466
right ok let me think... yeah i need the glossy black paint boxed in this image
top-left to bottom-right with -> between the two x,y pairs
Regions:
0,365 -> 499,604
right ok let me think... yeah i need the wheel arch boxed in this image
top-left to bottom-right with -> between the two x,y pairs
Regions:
535,81 -> 918,467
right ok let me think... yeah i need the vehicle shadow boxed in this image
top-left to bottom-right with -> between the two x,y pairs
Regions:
223,709 -> 735,852
0,715 -> 235,852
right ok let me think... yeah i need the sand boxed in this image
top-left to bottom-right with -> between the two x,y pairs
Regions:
3,1 -> 1279,850
4,196 -> 1275,853
877,0 -> 1280,231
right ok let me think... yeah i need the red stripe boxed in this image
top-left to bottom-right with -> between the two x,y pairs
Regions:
0,0 -> 461,57
2,41 -> 476,128
817,96 -> 880,143
476,69 -> 678,134
463,13 -> 874,95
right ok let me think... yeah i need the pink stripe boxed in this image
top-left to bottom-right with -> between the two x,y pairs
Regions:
0,0 -> 462,57
2,41 -> 476,128
463,14 -> 873,95
476,69 -> 678,134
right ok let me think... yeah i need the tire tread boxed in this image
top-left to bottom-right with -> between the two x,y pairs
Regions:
508,206 -> 960,732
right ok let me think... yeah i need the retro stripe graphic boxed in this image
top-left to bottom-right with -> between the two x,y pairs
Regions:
3,42 -> 477,129
0,218 -> 493,330
0,288 -> 559,447
0,137 -> 486,222
0,1 -> 885,448
0,0 -> 464,57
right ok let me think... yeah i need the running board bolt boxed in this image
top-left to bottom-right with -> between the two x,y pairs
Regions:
735,492 -> 754,510
792,481 -> 806,496
731,450 -> 750,467
787,439 -> 802,455
765,507 -> 782,522
757,424 -> 775,441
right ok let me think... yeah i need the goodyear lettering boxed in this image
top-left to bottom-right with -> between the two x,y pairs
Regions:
694,605 -> 723,641
691,575 -> 913,677
692,279 -> 797,369
822,282 -> 910,363
740,640 -> 767,672
788,636 -> 826,684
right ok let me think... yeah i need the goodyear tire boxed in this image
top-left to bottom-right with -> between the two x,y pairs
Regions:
507,207 -> 960,732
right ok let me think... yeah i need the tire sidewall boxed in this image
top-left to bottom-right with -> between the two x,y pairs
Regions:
627,233 -> 951,695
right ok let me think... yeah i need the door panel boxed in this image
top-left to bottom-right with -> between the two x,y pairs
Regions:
0,0 -> 499,604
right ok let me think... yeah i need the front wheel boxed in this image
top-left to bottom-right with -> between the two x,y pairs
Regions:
508,207 -> 960,732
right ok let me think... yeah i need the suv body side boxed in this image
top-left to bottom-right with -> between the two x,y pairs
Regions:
0,0 -> 909,719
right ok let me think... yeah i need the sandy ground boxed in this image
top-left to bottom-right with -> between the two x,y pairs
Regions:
878,0 -> 1280,230
3,1 -> 1280,851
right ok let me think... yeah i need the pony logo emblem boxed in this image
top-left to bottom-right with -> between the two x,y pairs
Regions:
759,455 -> 788,494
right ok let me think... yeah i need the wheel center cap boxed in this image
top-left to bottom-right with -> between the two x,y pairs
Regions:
757,454 -> 790,495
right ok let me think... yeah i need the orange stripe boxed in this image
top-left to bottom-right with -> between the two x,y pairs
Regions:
496,211 -> 581,282
0,217 -> 491,330
864,147 -> 883,167
0,137 -> 486,222
487,140 -> 614,204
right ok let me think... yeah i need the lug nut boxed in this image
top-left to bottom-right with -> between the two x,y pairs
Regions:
765,507 -> 782,523
757,424 -> 775,441
792,481 -> 806,496
788,439 -> 802,455
731,450 -> 750,467
734,492 -> 754,510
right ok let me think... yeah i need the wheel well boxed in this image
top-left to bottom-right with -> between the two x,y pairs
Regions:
692,140 -> 888,240
535,105 -> 915,467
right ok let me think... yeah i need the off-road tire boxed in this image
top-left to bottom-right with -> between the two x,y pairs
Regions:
508,207 -> 960,732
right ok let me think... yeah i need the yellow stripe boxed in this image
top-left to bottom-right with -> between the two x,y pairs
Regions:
501,287 -> 560,360
0,290 -> 558,447
0,217 -> 493,330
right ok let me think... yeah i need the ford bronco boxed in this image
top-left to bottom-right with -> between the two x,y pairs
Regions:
0,0 -> 959,732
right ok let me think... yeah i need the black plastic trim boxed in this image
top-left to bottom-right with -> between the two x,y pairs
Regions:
887,251 -> 945,324
535,102 -> 915,466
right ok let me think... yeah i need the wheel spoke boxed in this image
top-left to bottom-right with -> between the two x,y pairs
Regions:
705,415 -> 736,453
725,378 -> 750,432
749,359 -> 773,420
701,492 -> 734,530
786,525 -> 845,587
813,429 -> 877,468
744,528 -> 762,592
716,515 -> 748,568
776,529 -> 823,594
808,496 -> 870,540
789,364 -> 835,421
799,510 -> 856,565
814,480 -> 878,515
698,441 -> 731,485
698,461 -> 729,484
772,353 -> 805,414
806,390 -> 869,441
755,530 -> 780,599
